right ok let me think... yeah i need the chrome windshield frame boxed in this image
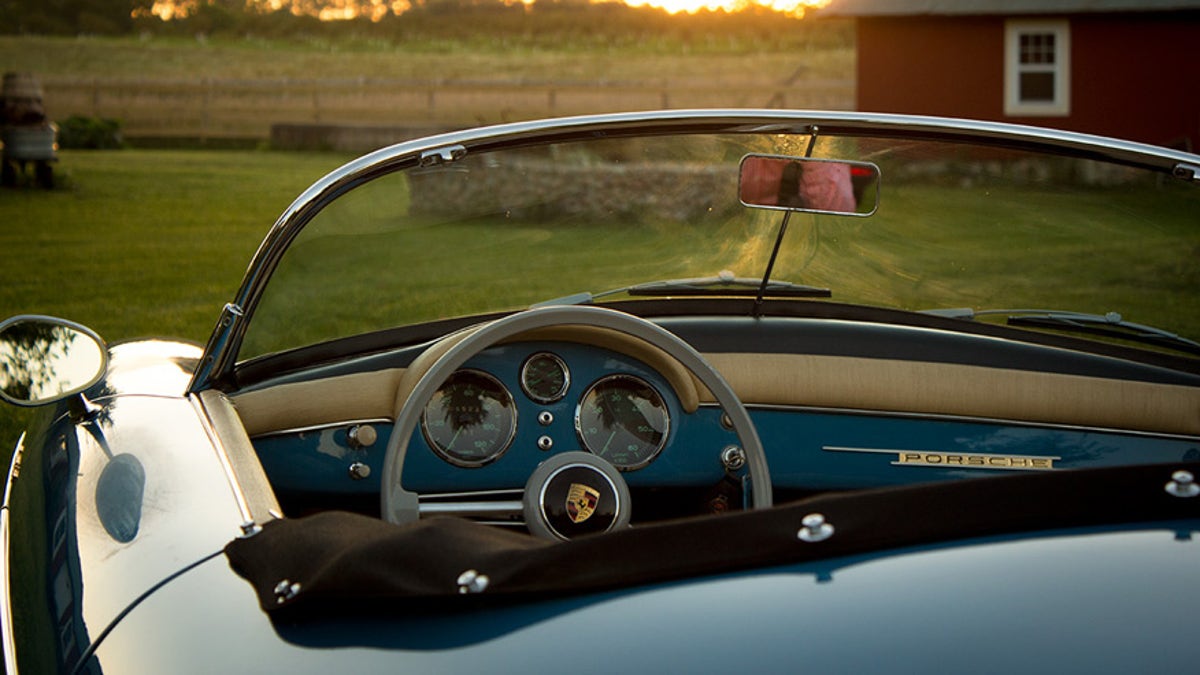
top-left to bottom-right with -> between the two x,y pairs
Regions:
187,109 -> 1200,393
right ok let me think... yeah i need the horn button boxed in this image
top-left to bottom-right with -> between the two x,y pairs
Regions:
525,452 -> 631,541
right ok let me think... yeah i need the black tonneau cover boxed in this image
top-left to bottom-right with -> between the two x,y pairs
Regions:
226,461 -> 1200,616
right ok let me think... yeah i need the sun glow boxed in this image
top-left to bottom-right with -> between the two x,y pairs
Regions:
143,0 -> 828,21
615,0 -> 828,18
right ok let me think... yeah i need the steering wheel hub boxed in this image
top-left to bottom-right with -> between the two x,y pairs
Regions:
525,452 -> 630,541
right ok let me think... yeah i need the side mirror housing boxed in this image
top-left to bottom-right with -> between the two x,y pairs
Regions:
0,315 -> 108,407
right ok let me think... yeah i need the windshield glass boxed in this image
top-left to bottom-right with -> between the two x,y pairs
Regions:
241,130 -> 1200,361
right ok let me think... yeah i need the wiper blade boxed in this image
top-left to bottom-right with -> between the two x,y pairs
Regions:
532,272 -> 830,308
625,274 -> 831,299
923,308 -> 1200,356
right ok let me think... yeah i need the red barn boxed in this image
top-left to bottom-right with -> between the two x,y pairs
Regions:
821,0 -> 1200,150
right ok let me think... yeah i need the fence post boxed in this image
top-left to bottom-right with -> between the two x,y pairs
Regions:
202,78 -> 211,142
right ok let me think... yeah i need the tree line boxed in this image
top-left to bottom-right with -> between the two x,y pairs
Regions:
0,0 -> 852,51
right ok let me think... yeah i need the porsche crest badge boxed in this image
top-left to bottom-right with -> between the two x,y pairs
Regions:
566,483 -> 601,524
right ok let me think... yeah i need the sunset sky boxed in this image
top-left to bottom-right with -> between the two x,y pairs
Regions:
146,0 -> 831,21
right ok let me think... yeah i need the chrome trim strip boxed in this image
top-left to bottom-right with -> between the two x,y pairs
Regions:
698,402 -> 1200,442
0,433 -> 24,675
189,109 -> 1200,392
189,394 -> 256,528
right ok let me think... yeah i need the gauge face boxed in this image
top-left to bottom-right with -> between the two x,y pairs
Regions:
520,352 -> 570,403
421,370 -> 517,468
575,374 -> 670,471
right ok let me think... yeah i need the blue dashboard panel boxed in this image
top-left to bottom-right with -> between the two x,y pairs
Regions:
753,408 -> 1200,490
251,339 -> 1200,500
252,340 -> 742,498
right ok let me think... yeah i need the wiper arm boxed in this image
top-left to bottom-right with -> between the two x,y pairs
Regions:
923,308 -> 1200,356
625,273 -> 831,299
532,271 -> 829,308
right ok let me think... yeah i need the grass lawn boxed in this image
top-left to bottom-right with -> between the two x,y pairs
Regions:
0,148 -> 353,457
0,33 -> 853,84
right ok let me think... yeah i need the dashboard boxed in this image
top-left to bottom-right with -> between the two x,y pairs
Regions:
251,340 -> 738,516
241,316 -> 1200,521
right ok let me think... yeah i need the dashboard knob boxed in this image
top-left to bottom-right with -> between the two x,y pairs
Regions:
348,424 -> 377,449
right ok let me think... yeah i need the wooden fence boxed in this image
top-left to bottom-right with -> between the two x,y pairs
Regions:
39,76 -> 854,144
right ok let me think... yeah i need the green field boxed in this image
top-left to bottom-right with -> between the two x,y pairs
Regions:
1,32 -> 856,141
0,29 -> 854,82
0,149 -> 354,453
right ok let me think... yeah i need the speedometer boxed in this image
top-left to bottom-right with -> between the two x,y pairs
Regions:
421,370 -> 517,468
575,374 -> 669,471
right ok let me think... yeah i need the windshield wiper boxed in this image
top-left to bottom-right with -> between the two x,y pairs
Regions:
532,272 -> 830,308
625,273 -> 830,298
922,308 -> 1200,356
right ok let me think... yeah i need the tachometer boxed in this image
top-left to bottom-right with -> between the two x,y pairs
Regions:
575,374 -> 669,471
520,351 -> 570,403
421,369 -> 517,468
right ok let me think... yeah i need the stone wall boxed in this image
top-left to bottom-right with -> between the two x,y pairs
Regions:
409,160 -> 740,223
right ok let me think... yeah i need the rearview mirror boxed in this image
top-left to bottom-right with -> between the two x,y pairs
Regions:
0,315 -> 107,407
739,155 -> 880,217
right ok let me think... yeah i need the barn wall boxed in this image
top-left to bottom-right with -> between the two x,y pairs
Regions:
854,13 -> 1200,150
1063,14 -> 1199,150
856,16 -> 1003,120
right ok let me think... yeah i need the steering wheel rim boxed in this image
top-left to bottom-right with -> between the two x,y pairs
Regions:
380,304 -> 771,526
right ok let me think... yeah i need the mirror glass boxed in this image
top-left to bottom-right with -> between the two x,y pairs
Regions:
0,316 -> 107,406
739,155 -> 880,216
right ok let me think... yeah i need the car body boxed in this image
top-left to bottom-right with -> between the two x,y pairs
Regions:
2,110 -> 1199,673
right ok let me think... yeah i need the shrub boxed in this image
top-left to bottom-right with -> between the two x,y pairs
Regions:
57,115 -> 124,150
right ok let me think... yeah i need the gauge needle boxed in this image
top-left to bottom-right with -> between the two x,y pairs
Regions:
600,429 -> 617,455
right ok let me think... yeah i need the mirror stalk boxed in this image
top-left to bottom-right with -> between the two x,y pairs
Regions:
68,392 -> 102,425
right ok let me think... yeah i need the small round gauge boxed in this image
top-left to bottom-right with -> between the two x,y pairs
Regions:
520,352 -> 570,403
575,374 -> 670,471
421,369 -> 517,468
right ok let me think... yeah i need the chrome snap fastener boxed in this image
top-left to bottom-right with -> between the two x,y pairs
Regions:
797,513 -> 835,543
1166,470 -> 1199,498
457,569 -> 490,594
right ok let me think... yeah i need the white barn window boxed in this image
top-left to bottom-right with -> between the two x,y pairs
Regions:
1005,20 -> 1071,116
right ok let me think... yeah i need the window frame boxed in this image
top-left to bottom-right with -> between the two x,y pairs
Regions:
1004,19 -> 1071,117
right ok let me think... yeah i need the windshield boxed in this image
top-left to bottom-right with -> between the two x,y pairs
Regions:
240,128 -> 1200,361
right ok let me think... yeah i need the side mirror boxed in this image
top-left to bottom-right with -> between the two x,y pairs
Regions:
0,315 -> 107,407
739,154 -> 880,217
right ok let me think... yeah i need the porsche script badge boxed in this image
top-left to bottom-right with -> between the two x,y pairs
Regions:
566,483 -> 601,523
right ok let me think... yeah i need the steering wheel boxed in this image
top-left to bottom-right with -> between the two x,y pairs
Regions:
380,305 -> 771,538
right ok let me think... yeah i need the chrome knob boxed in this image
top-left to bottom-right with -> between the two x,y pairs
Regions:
721,446 -> 746,471
348,424 -> 377,449
348,462 -> 371,480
